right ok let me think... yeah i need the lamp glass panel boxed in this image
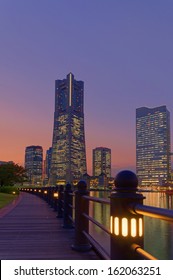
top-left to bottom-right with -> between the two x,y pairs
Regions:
122,218 -> 128,236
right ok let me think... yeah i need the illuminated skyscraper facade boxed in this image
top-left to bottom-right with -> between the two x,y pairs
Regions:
25,145 -> 43,185
50,73 -> 87,184
43,147 -> 52,184
136,106 -> 171,186
93,147 -> 111,177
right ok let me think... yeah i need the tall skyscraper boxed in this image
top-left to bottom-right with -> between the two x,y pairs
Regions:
50,73 -> 87,184
93,147 -> 111,178
25,145 -> 43,185
43,147 -> 52,184
136,106 -> 171,186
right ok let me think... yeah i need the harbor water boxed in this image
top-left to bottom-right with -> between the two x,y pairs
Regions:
89,191 -> 173,259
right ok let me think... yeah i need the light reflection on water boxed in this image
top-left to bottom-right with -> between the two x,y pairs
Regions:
89,191 -> 173,259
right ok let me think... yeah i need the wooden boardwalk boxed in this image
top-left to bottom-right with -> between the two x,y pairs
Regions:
0,192 -> 99,260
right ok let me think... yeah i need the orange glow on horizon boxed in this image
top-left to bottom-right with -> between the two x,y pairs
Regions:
0,109 -> 136,175
0,141 -> 136,175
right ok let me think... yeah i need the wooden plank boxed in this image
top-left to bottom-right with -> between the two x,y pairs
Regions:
0,192 -> 99,260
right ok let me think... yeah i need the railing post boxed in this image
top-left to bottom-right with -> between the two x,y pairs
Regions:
43,187 -> 48,201
57,185 -> 64,218
72,180 -> 91,251
38,188 -> 42,197
50,186 -> 55,208
52,186 -> 59,211
110,170 -> 145,260
47,187 -> 52,206
63,183 -> 73,228
48,187 -> 52,205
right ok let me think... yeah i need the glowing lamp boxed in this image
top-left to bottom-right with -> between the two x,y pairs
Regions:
44,190 -> 48,194
110,216 -> 143,237
110,170 -> 145,259
38,190 -> 41,193
53,192 -> 58,198
12,191 -> 16,195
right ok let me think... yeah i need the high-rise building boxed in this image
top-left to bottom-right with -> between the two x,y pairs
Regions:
43,147 -> 52,184
136,106 -> 171,186
0,161 -> 13,165
25,145 -> 43,185
50,73 -> 87,184
93,147 -> 111,178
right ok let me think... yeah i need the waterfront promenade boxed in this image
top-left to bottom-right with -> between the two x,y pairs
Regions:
0,192 -> 98,260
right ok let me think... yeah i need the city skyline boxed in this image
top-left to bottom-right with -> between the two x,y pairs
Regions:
1,1 -> 173,176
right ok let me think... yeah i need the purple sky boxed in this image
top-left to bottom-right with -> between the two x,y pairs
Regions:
0,0 -> 173,176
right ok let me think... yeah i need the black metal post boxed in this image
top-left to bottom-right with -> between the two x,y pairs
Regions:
45,187 -> 50,203
52,186 -> 59,211
50,186 -> 55,208
57,185 -> 64,218
47,187 -> 52,206
110,170 -> 145,260
72,180 -> 91,251
63,183 -> 73,228
38,188 -> 42,197
43,187 -> 48,201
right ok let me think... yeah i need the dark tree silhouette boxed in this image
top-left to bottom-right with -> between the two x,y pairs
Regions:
0,162 -> 27,186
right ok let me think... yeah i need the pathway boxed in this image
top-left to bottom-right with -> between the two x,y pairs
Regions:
0,192 -> 99,260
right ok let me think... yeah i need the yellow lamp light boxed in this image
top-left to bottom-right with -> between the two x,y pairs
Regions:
131,218 -> 136,237
139,218 -> 143,237
114,217 -> 119,235
110,216 -> 143,238
53,192 -> 58,198
44,190 -> 48,194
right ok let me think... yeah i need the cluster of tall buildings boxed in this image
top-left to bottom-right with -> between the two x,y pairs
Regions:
24,73 -> 172,187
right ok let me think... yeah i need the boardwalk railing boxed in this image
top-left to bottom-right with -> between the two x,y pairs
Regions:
21,170 -> 173,260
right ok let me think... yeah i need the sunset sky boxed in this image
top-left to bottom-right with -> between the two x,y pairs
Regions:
0,0 -> 173,176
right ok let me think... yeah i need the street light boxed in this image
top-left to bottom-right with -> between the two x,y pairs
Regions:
110,216 -> 143,237
110,170 -> 145,259
53,192 -> 58,198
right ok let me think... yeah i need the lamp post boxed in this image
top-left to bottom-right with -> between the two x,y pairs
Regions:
57,185 -> 64,218
63,183 -> 73,228
53,186 -> 59,211
110,170 -> 145,260
72,180 -> 91,251
53,192 -> 58,198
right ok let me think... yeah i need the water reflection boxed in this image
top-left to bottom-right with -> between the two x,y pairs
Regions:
144,192 -> 173,259
89,191 -> 173,259
89,191 -> 110,253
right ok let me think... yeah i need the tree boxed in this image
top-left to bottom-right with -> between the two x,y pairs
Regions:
0,162 -> 27,187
